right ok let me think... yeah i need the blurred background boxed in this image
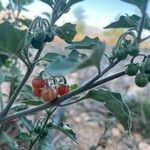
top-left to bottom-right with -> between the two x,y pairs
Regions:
0,0 -> 150,149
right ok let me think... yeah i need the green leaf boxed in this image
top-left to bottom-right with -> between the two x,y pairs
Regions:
0,21 -> 27,57
55,23 -> 77,43
104,15 -> 139,29
16,132 -> 31,142
22,99 -> 44,106
121,0 -> 148,9
77,46 -> 104,70
48,122 -> 77,143
21,117 -> 34,133
2,132 -> 18,150
81,89 -> 132,131
43,52 -> 65,62
66,36 -> 105,70
44,50 -> 87,75
66,36 -> 103,49
39,135 -> 53,150
69,0 -> 84,6
11,103 -> 28,112
0,72 -> 5,84
104,15 -> 150,30
70,84 -> 79,90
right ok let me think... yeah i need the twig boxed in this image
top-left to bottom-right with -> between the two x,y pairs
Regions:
28,107 -> 57,150
137,3 -> 148,43
0,71 -> 126,124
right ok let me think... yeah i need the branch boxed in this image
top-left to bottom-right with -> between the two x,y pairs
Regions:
140,35 -> 150,43
137,3 -> 148,43
0,71 -> 126,124
0,44 -> 45,117
28,107 -> 56,150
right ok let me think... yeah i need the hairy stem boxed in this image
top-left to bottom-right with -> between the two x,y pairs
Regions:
28,107 -> 57,150
0,71 -> 125,124
0,45 -> 45,137
137,3 -> 148,43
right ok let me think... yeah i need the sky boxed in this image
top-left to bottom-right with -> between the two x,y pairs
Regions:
1,0 -> 150,29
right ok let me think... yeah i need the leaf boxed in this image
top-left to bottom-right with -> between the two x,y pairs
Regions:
0,21 -> 27,56
55,23 -> 77,43
44,50 -> 87,75
2,132 -> 18,150
66,36 -> 103,49
104,15 -> 139,29
77,45 -> 104,70
0,71 -> 5,84
48,122 -> 77,143
66,36 -> 105,70
69,0 -> 84,6
81,89 -> 132,130
70,84 -> 79,91
22,99 -> 44,106
21,117 -> 34,133
11,103 -> 28,112
43,52 -> 65,62
39,135 -> 53,150
121,0 -> 148,9
104,15 -> 150,30
16,132 -> 31,142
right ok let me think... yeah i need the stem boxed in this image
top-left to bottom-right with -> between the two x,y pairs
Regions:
58,98 -> 83,107
137,3 -> 148,43
28,107 -> 56,150
0,71 -> 125,124
0,44 -> 44,117
140,35 -> 150,43
0,44 -> 45,137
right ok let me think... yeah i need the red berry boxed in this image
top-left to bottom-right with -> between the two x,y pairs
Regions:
41,86 -> 57,102
33,88 -> 42,97
32,77 -> 46,89
57,84 -> 70,96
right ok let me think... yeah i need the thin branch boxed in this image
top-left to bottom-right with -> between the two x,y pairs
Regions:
137,3 -> 148,43
0,44 -> 45,117
140,35 -> 150,43
28,107 -> 57,150
0,71 -> 126,124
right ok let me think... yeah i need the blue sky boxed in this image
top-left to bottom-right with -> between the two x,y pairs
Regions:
1,0 -> 150,28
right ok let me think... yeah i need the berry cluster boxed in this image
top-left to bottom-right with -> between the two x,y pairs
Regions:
32,75 -> 70,102
112,39 -> 139,60
125,55 -> 150,87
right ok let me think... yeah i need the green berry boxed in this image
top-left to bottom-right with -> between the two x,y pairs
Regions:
135,73 -> 149,87
31,30 -> 46,49
126,42 -> 139,56
125,63 -> 139,76
112,47 -> 128,60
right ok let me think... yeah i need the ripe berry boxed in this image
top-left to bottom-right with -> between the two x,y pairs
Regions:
41,86 -> 57,102
57,84 -> 70,96
32,77 -> 46,90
